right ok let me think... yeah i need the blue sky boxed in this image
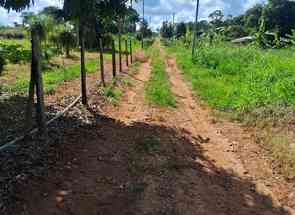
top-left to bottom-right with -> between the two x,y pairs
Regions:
0,0 -> 266,29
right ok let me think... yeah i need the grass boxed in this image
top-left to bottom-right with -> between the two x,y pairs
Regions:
166,40 -> 295,180
145,44 -> 176,107
3,60 -> 98,94
167,41 -> 295,112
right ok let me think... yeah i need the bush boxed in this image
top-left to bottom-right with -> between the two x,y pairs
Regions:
0,43 -> 31,63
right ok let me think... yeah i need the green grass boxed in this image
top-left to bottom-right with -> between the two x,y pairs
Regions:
167,41 -> 295,112
3,60 -> 98,94
166,40 -> 295,180
145,45 -> 176,107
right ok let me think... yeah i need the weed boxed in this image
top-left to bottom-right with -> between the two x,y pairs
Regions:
145,45 -> 176,107
101,84 -> 123,105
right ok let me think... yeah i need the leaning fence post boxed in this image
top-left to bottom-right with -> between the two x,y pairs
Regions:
130,40 -> 133,64
31,27 -> 47,136
112,40 -> 116,78
99,38 -> 105,87
125,39 -> 129,67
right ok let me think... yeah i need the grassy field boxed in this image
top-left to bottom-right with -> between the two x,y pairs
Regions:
145,44 -> 176,107
167,41 -> 295,112
2,60 -> 98,94
166,40 -> 295,179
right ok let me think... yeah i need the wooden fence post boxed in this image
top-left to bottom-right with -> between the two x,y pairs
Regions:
99,38 -> 105,87
119,36 -> 122,73
27,29 -> 47,138
112,40 -> 116,78
125,40 -> 129,67
130,40 -> 133,64
79,24 -> 87,105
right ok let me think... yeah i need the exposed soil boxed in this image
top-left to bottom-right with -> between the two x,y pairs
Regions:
1,48 -> 295,215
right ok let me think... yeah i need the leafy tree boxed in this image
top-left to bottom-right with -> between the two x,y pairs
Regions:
209,10 -> 224,27
40,6 -> 64,23
0,0 -> 33,11
264,0 -> 295,36
137,19 -> 152,39
160,21 -> 174,39
244,4 -> 263,29
175,22 -> 186,39
58,30 -> 76,57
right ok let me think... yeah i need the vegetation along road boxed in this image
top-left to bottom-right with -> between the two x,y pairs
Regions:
1,0 -> 295,214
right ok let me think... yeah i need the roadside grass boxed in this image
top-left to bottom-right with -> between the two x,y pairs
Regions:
145,45 -> 176,107
166,40 -> 295,180
3,60 -> 98,94
100,59 -> 141,105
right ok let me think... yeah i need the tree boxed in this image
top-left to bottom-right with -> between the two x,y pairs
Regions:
264,0 -> 295,36
63,0 -> 100,105
175,22 -> 187,39
40,6 -> 64,23
0,0 -> 33,11
160,21 -> 174,39
209,10 -> 224,27
58,30 -> 76,57
244,4 -> 263,30
138,19 -> 152,39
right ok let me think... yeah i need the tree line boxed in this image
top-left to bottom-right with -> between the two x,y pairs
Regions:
160,0 -> 295,48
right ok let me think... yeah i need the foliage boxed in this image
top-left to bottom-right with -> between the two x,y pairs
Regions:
209,10 -> 224,27
0,0 -> 33,11
0,49 -> 6,75
167,40 -> 295,112
3,60 -> 98,93
160,21 -> 174,39
175,22 -> 187,39
58,30 -> 77,57
0,42 -> 31,63
145,44 -> 176,107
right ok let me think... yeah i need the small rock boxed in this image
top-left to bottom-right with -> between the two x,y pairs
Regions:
56,196 -> 64,203
58,190 -> 70,196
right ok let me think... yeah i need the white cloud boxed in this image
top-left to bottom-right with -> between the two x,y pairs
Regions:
0,0 -> 62,26
0,0 -> 266,28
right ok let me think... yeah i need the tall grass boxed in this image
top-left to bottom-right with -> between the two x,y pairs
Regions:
145,45 -> 176,107
166,40 -> 295,179
167,41 -> 295,112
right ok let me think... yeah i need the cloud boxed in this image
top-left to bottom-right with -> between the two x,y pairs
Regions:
134,0 -> 266,30
0,0 -> 266,28
0,0 -> 61,26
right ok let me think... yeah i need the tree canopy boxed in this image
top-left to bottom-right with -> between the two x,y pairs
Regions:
0,0 -> 33,11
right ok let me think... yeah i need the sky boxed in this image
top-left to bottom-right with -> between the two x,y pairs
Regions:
0,0 -> 266,30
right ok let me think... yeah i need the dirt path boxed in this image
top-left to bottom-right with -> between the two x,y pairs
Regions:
9,48 -> 295,215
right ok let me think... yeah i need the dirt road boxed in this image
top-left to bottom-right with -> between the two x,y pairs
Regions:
10,49 -> 294,215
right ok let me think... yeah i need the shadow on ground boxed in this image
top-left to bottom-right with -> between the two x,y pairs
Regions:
0,105 -> 291,215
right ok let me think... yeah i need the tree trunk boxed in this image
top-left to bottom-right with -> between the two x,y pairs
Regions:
125,40 -> 129,67
118,32 -> 122,73
112,39 -> 116,78
66,45 -> 70,58
130,40 -> 133,64
31,28 -> 47,136
99,38 -> 105,87
79,23 -> 87,105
